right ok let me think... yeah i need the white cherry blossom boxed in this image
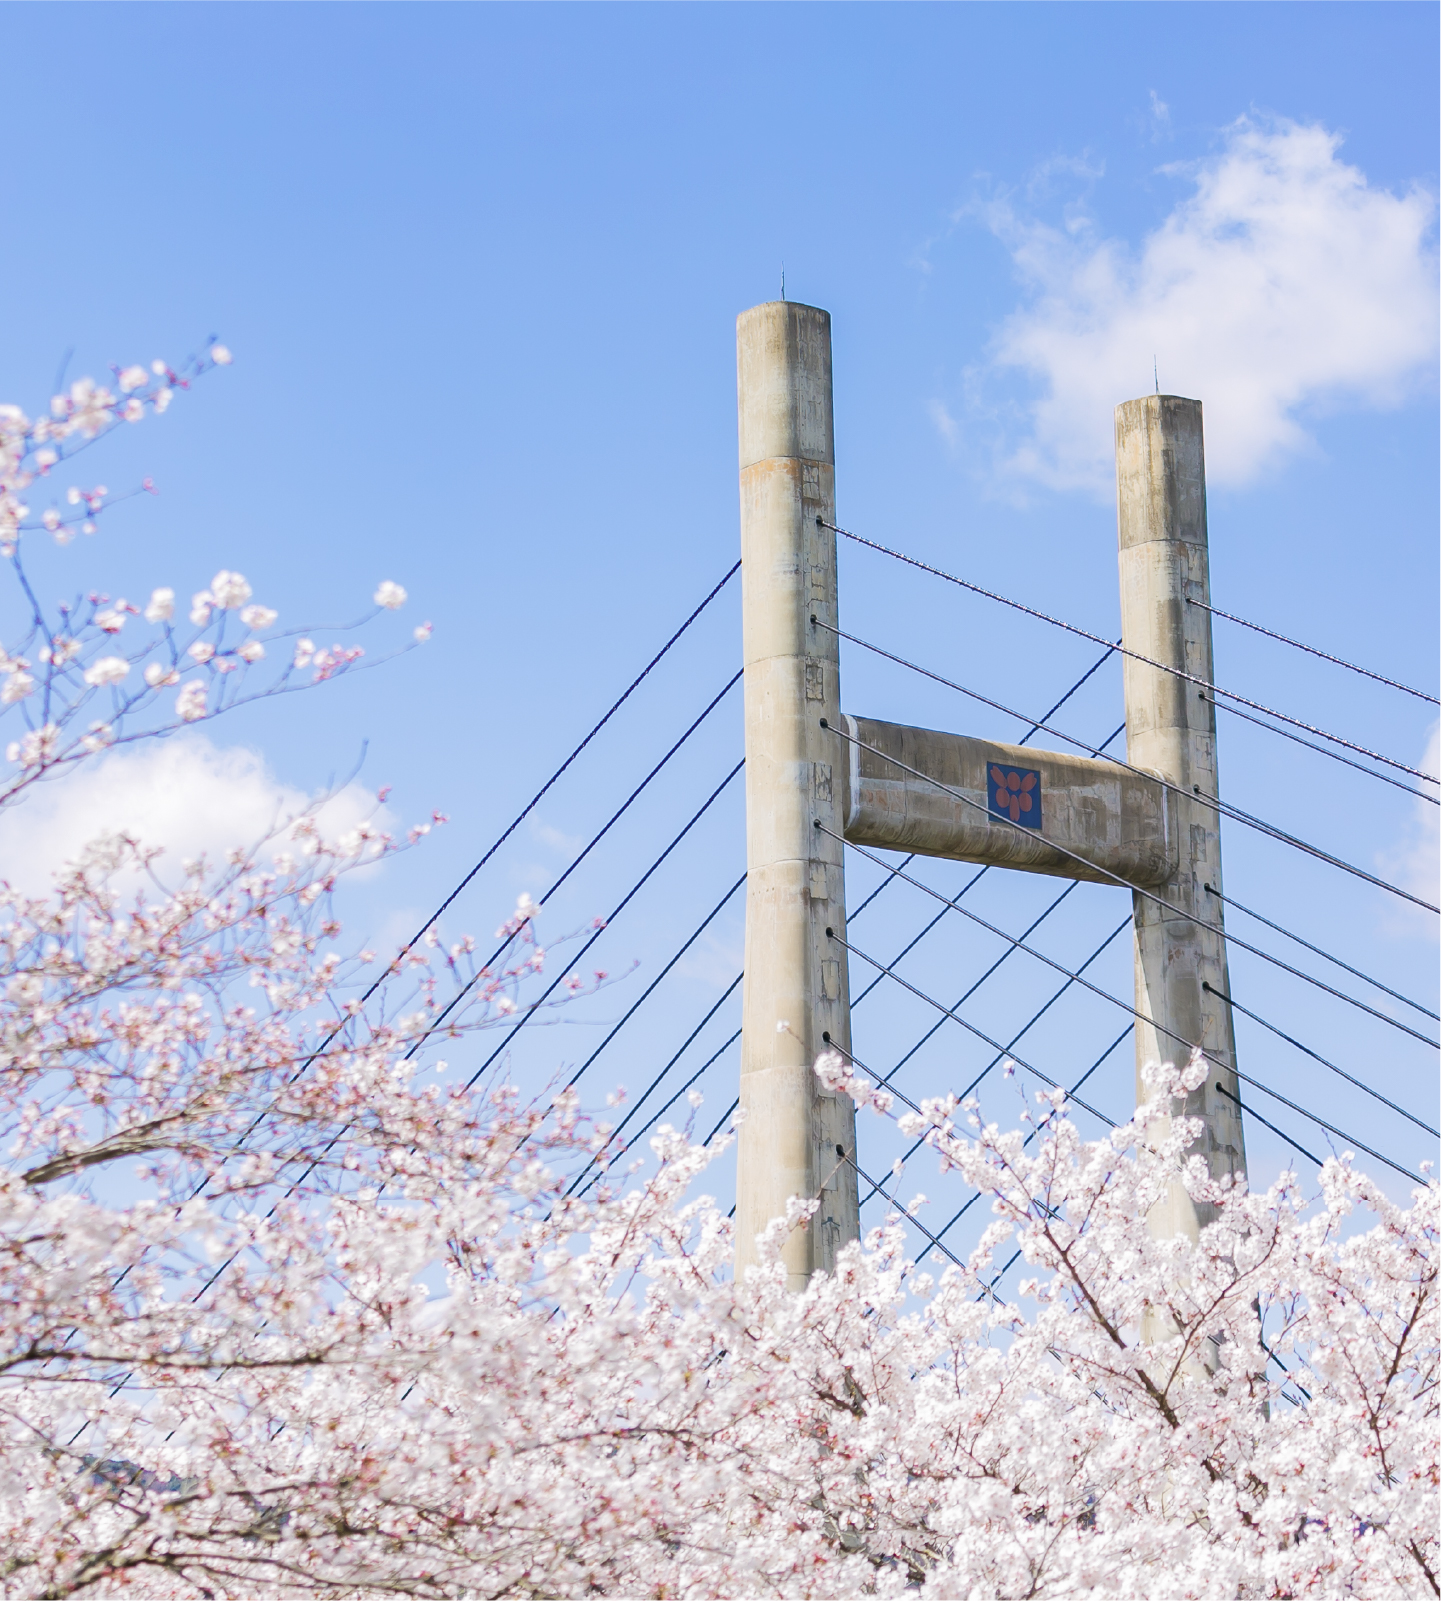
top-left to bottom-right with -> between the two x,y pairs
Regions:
209,570 -> 252,609
82,656 -> 129,687
174,680 -> 207,720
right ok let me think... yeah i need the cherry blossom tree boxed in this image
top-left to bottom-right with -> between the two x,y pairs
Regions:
0,353 -> 1434,1598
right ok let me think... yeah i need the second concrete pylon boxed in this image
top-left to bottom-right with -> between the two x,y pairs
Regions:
1115,394 -> 1249,1241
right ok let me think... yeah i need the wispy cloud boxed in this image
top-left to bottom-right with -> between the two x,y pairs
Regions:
1379,722 -> 1440,941
929,398 -> 959,450
0,736 -> 388,896
1148,90 -> 1172,143
972,118 -> 1438,496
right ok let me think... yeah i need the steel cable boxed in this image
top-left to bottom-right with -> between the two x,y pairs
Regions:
1191,598 -> 1440,707
815,616 -> 1439,917
842,1151 -> 973,1280
1204,885 -> 1437,1023
1199,693 -> 1437,804
856,930 -> 1133,1212
829,862 -> 1425,1186
929,1027 -> 1134,1245
831,828 -> 1440,1136
562,873 -> 747,1092
1201,981 -> 1438,1139
1213,1081 -> 1322,1169
825,520 -> 1437,786
821,719 -> 1441,1057
405,672 -> 743,1065
459,756 -> 746,1090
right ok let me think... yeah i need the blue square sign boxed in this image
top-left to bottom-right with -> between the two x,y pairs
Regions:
988,764 -> 1042,830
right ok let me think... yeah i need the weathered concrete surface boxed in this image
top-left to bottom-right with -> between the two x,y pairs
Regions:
1116,395 -> 1248,1242
841,716 -> 1176,888
735,301 -> 859,1289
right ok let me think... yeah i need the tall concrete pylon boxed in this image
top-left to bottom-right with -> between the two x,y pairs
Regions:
1115,395 -> 1248,1238
734,301 -> 860,1289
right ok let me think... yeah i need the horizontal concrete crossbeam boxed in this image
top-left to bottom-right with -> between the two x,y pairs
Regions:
841,714 -> 1176,889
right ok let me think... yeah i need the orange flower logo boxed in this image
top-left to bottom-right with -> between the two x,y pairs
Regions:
989,765 -> 1041,828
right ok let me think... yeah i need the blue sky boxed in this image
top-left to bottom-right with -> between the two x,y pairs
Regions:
0,3 -> 1435,1250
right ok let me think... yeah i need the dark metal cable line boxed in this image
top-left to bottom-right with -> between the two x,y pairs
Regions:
878,882 -> 1085,1088
857,927 -> 1131,1213
572,1021 -> 744,1200
1206,885 -> 1437,1023
1213,1081 -> 1322,1170
702,1095 -> 740,1148
834,829 -> 1440,1123
930,1028 -> 1134,1246
828,832 -> 1432,1179
207,578 -> 745,1186
1199,692 -> 1437,805
405,672 -> 743,1066
381,561 -> 742,985
563,874 -> 747,1092
824,519 -> 1438,786
816,615 -> 1439,917
180,765 -> 751,1332
1191,597 -> 1440,707
829,929 -> 1118,1130
849,725 -> 1126,1019
820,719 -> 1441,1053
459,757 -> 746,1091
577,783 -> 955,1198
1201,981 -> 1439,1140
841,1151 -> 975,1284
843,644 -> 1120,927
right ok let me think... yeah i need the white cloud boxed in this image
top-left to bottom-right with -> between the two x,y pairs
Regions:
929,398 -> 959,450
1148,91 -> 1171,142
0,735 -> 388,896
977,118 -> 1438,494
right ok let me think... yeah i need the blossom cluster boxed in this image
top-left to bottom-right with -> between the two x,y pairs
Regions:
0,353 -> 431,808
